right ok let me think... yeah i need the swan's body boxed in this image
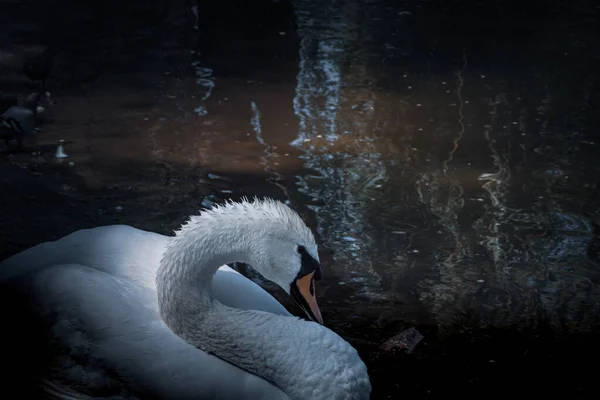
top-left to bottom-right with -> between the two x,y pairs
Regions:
0,199 -> 371,399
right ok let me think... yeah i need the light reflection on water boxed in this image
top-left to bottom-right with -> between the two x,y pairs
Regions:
285,0 -> 600,336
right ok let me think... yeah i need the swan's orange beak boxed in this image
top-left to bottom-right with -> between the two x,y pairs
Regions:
291,271 -> 324,325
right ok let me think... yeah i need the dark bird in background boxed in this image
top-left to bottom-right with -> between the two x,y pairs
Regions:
23,47 -> 58,90
0,92 -> 41,151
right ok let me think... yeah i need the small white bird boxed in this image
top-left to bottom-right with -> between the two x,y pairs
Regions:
55,139 -> 68,159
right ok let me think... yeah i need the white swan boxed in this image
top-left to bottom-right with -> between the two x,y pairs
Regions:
0,198 -> 371,399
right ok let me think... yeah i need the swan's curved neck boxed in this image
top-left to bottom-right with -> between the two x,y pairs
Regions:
155,210 -> 370,399
157,216 -> 250,322
156,215 -> 288,386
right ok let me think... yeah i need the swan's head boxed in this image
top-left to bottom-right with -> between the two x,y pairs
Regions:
207,198 -> 324,324
251,219 -> 323,325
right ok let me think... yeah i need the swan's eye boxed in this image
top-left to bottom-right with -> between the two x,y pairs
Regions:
297,245 -> 307,255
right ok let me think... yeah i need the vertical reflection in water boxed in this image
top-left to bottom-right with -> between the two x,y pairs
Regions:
250,102 -> 269,172
410,52 -> 474,330
290,39 -> 342,146
475,89 -> 558,329
478,94 -> 512,265
190,7 -> 215,117
291,0 -> 386,298
250,101 -> 291,203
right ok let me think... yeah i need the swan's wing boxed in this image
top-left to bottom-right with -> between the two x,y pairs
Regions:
0,225 -> 167,289
1,263 -> 289,400
0,225 -> 291,316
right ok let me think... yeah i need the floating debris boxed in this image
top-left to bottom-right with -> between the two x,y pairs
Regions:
194,106 -> 208,116
195,67 -> 213,78
207,172 -> 231,181
196,78 -> 215,100
379,327 -> 424,354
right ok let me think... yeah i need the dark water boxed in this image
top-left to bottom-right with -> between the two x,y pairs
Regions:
1,0 -> 600,397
